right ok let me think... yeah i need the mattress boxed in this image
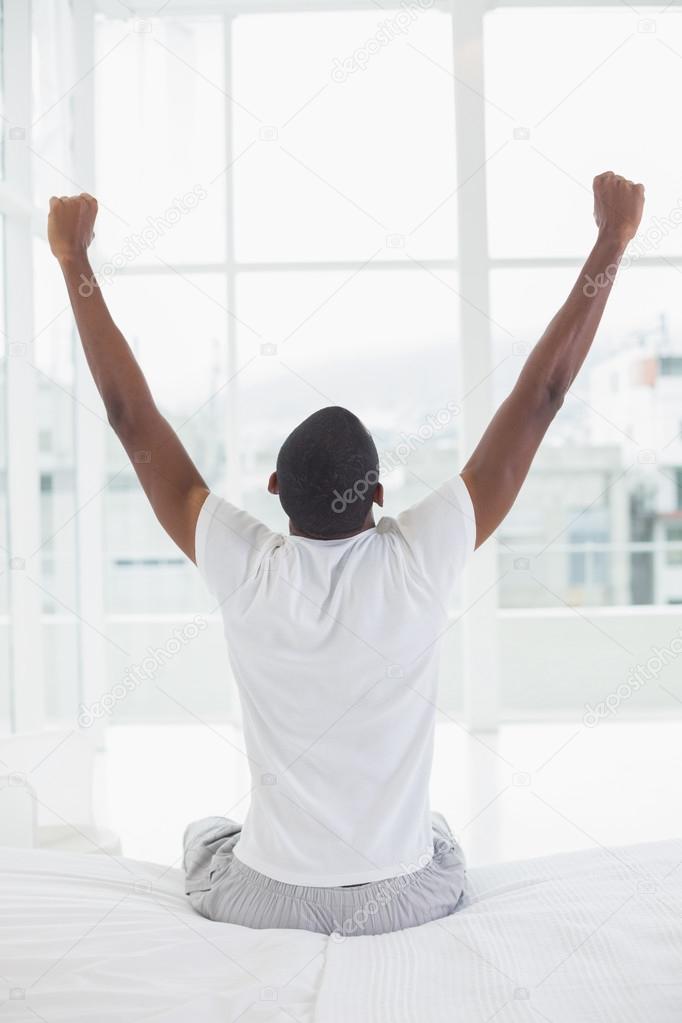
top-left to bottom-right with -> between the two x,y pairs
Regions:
2,839 -> 681,1021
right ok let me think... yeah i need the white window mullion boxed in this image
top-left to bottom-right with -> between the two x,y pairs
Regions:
223,13 -> 242,503
4,0 -> 45,731
452,0 -> 499,733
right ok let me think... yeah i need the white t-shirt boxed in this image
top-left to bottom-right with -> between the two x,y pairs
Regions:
195,475 -> 476,887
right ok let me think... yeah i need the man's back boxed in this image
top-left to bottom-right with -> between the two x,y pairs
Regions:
196,477 -> 475,886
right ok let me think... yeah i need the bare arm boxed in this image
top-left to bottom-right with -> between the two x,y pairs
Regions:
48,194 -> 208,562
462,171 -> 645,549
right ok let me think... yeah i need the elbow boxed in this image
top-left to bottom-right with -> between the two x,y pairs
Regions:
519,372 -> 568,420
544,381 -> 566,415
106,397 -> 138,439
106,397 -> 127,432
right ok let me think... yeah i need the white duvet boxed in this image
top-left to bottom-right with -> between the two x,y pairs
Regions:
0,848 -> 326,1022
2,840 -> 681,1022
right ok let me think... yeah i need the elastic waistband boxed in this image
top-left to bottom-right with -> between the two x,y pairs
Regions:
228,853 -> 437,906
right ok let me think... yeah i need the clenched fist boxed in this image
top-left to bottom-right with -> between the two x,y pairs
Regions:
48,193 -> 98,263
593,172 -> 644,246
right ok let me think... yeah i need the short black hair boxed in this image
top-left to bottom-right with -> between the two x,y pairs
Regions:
276,407 -> 380,539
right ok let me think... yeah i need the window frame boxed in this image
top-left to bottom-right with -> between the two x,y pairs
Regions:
4,0 -> 677,734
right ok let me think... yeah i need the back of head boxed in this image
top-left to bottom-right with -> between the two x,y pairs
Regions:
276,407 -> 379,539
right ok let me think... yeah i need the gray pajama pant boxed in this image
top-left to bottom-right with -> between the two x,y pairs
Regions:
182,812 -> 466,937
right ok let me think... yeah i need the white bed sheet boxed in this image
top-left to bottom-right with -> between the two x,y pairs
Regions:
0,847 -> 326,1022
2,839 -> 682,1022
317,839 -> 682,1023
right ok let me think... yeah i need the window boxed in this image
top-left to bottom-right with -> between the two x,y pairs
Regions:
235,268 -> 460,527
0,0 -> 4,181
484,7 -> 682,259
231,11 -> 457,262
485,9 -> 682,608
5,1 -> 682,738
102,272 -> 228,615
660,357 -> 682,377
29,2 -> 83,724
82,4 -> 463,725
32,0 -> 77,204
94,15 -> 226,265
567,508 -> 610,589
666,524 -> 682,566
94,7 -> 461,624
0,214 -> 10,731
33,238 -> 80,721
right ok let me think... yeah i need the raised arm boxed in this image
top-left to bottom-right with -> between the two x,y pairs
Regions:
461,171 -> 644,549
48,193 -> 209,562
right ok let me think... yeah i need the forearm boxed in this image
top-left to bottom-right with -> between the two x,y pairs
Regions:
461,236 -> 624,549
517,231 -> 627,409
461,167 -> 645,549
59,254 -> 155,430
49,194 -> 208,561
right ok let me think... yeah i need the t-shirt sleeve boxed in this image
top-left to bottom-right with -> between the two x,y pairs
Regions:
394,475 -> 476,602
195,491 -> 278,600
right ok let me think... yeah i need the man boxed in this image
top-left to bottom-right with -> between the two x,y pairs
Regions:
48,172 -> 644,936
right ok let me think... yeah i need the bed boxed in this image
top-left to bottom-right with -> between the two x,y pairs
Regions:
2,839 -> 681,1021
